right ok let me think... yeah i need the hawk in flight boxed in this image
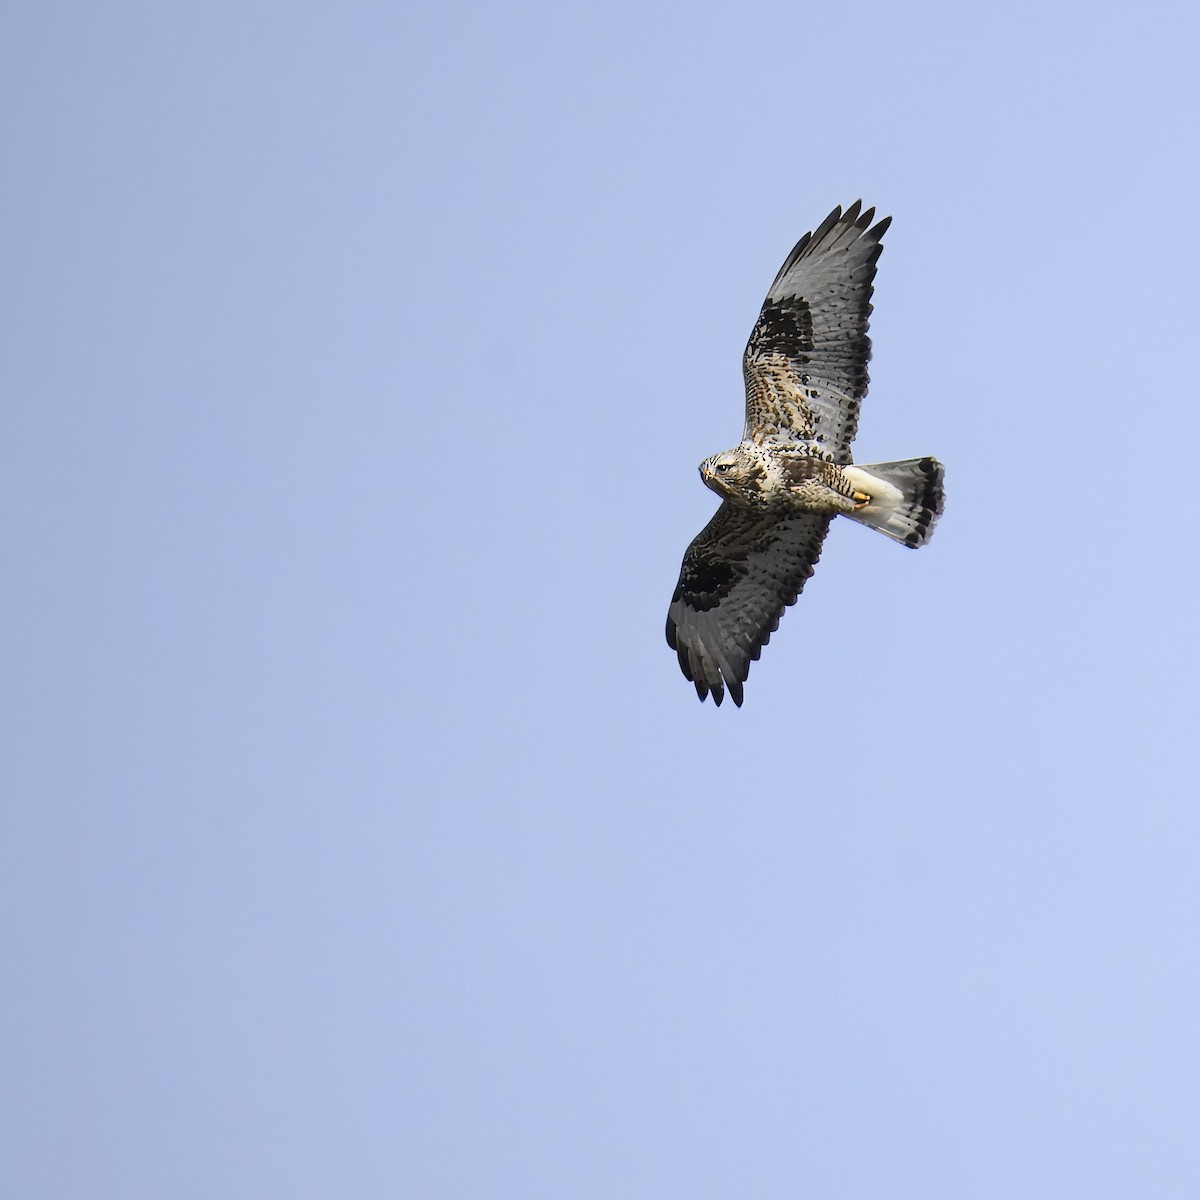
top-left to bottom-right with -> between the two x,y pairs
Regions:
666,202 -> 945,706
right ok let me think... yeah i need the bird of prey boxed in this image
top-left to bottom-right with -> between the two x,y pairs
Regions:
666,201 -> 944,707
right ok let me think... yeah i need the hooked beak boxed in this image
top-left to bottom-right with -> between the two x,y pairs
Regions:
700,465 -> 727,497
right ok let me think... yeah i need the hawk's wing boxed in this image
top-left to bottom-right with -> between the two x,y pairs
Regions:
666,505 -> 832,706
742,201 -> 890,463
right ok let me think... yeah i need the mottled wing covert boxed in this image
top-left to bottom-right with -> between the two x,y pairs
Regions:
665,507 -> 832,706
742,201 -> 890,462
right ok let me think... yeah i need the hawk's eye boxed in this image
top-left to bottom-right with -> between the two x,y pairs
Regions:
715,463 -> 730,474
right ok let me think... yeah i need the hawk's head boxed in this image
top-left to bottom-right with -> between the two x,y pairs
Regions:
700,448 -> 762,501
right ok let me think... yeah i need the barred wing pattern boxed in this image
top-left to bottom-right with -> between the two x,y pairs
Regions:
666,508 -> 832,707
742,201 -> 890,462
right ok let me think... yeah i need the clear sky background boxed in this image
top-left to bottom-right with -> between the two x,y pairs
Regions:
4,2 -> 1200,1196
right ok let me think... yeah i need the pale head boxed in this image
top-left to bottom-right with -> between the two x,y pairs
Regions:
699,447 -> 759,499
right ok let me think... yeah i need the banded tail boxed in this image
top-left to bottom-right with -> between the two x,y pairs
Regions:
843,457 -> 945,548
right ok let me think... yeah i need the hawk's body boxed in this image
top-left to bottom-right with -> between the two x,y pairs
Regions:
666,202 -> 945,707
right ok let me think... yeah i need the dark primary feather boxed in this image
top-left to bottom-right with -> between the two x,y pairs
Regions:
665,508 -> 832,707
742,201 -> 890,462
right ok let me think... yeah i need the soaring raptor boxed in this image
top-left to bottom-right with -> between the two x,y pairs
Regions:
666,202 -> 945,706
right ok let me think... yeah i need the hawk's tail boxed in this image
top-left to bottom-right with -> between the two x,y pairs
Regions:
842,457 -> 945,548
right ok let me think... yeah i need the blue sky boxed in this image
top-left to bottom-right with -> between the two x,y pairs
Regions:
4,2 -> 1200,1196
